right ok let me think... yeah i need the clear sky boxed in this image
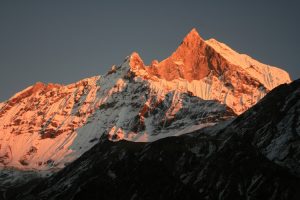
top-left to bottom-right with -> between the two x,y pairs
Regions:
0,0 -> 299,101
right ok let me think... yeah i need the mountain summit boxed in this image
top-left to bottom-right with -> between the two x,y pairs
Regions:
0,28 -> 291,170
131,28 -> 291,113
146,28 -> 213,81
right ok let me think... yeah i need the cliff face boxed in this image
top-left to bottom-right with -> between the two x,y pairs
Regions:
147,28 -> 214,81
0,28 -> 291,171
7,79 -> 300,200
134,29 -> 291,114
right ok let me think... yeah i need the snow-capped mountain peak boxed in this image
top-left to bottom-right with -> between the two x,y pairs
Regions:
0,28 -> 291,171
129,29 -> 291,114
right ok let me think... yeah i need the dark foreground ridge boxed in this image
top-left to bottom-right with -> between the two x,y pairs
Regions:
3,79 -> 300,200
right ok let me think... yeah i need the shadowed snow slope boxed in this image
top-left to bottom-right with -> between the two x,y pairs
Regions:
0,28 -> 291,171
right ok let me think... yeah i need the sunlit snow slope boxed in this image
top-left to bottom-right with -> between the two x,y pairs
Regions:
0,28 -> 291,170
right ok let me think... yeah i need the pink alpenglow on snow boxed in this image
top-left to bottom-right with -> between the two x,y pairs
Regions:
0,28 -> 291,171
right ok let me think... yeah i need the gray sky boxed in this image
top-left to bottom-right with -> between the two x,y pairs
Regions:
0,0 -> 299,101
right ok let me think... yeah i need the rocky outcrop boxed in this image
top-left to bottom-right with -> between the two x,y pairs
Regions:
6,80 -> 300,200
0,28 -> 291,170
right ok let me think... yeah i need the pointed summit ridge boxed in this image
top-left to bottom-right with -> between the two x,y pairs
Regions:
182,28 -> 203,43
129,51 -> 145,70
179,28 -> 205,50
129,51 -> 143,61
145,28 -> 214,81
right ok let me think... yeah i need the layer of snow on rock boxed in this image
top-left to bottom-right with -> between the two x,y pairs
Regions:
0,28 -> 292,171
206,38 -> 291,90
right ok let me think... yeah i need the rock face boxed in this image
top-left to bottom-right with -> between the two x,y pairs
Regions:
147,28 -> 214,81
0,28 -> 291,170
0,77 -> 101,169
5,79 -> 300,200
138,29 -> 291,114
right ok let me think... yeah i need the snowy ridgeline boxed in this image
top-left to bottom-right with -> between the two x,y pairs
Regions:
0,29 -> 291,171
0,59 -> 235,170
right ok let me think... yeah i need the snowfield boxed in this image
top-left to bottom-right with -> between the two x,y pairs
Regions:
0,29 -> 291,171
